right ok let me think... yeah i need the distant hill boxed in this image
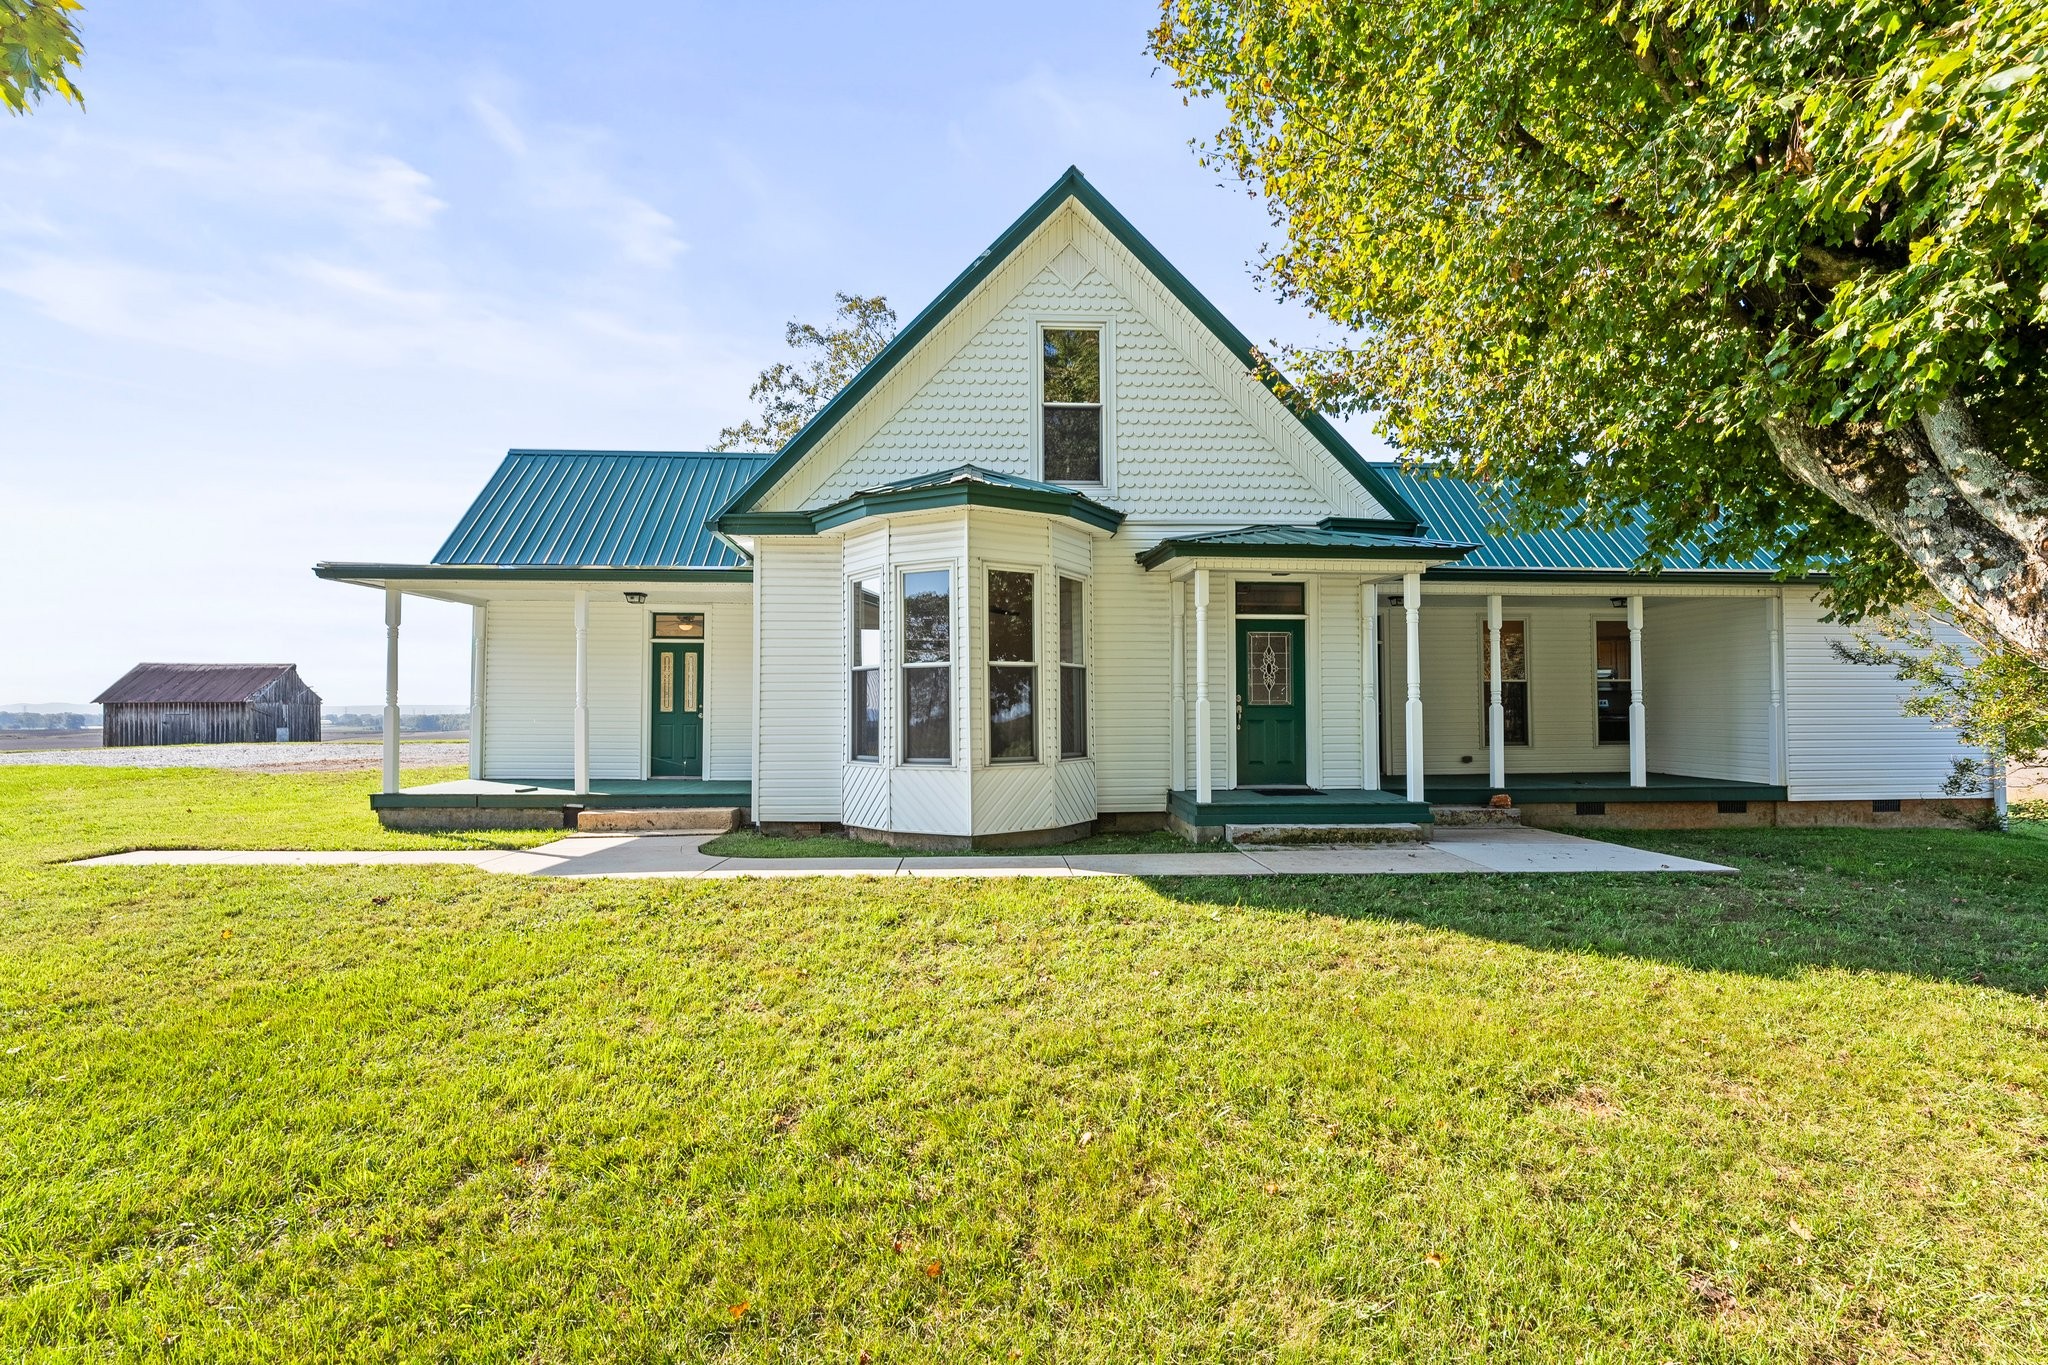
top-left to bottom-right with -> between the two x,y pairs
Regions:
329,705 -> 469,716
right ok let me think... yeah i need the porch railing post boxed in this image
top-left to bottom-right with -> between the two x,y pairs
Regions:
1628,593 -> 1647,787
573,589 -> 590,796
1193,569 -> 1212,805
1170,578 -> 1186,793
1486,593 -> 1505,791
1361,580 -> 1379,790
382,587 -> 402,796
1403,571 -> 1424,805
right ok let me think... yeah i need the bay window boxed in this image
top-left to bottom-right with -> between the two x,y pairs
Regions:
1059,577 -> 1086,758
901,569 -> 952,763
988,570 -> 1036,762
850,577 -> 881,760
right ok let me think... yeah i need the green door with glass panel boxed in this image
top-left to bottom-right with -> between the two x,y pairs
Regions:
650,642 -> 702,777
1236,619 -> 1307,787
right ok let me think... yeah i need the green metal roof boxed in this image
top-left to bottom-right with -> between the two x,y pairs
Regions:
435,450 -> 771,568
722,464 -> 1124,536
1137,522 -> 1475,569
716,167 -> 1421,528
1377,464 -> 1785,576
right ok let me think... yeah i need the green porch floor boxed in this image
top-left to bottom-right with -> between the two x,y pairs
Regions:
370,778 -> 752,811
1387,771 -> 1788,806
1168,787 -> 1434,828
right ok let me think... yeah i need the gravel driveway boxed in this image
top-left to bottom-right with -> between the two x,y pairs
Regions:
0,741 -> 468,773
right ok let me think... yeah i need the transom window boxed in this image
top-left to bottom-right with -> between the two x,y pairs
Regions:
850,578 -> 881,760
1482,619 -> 1530,746
652,612 -> 704,638
1235,581 -> 1305,616
1596,619 -> 1631,744
901,569 -> 952,763
1041,327 -> 1102,483
988,570 -> 1036,763
1059,577 -> 1086,759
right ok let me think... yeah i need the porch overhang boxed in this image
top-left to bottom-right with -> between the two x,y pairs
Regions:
1136,520 -> 1476,571
313,562 -> 752,604
718,463 -> 1126,540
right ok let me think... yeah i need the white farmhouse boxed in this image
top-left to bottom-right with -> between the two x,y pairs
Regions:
318,169 -> 1988,843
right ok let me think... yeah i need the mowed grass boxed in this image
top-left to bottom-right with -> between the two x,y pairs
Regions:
2,770 -> 2046,1360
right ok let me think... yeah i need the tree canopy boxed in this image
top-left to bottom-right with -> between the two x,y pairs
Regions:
1,0 -> 83,115
1151,0 -> 2048,662
712,293 -> 897,453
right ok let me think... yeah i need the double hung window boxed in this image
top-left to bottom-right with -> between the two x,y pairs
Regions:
987,571 -> 1036,762
1041,327 -> 1102,482
901,570 -> 952,763
1059,578 -> 1086,758
850,578 -> 882,760
1482,619 -> 1530,746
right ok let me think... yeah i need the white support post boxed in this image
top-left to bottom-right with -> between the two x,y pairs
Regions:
1403,571 -> 1424,804
468,604 -> 487,780
382,587 -> 401,796
1486,593 -> 1506,792
1361,580 -> 1379,790
1628,594 -> 1647,788
573,589 -> 590,795
1765,593 -> 1787,786
1170,581 -> 1186,793
1193,569 -> 1212,805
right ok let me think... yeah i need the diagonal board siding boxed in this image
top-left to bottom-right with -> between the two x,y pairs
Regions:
1783,591 -> 1971,800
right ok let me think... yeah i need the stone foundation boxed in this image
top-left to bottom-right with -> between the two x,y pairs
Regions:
839,819 -> 1095,852
1520,797 -> 1995,831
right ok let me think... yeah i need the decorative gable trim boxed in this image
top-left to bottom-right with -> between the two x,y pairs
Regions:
715,167 -> 1422,528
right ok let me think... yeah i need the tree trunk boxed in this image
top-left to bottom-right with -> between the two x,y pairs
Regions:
1762,401 -> 2048,663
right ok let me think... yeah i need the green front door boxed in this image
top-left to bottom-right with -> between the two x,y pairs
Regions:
1237,618 -> 1307,787
650,642 -> 703,777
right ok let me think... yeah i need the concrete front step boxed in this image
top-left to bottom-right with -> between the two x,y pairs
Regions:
575,806 -> 742,834
1431,805 -> 1523,828
1227,822 -> 1431,847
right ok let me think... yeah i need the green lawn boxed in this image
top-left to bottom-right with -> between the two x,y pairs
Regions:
3,768 -> 2047,1360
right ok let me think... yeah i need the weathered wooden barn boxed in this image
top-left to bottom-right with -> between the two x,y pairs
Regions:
94,664 -> 323,746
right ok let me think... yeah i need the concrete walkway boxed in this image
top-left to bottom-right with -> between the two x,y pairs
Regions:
73,827 -> 1733,877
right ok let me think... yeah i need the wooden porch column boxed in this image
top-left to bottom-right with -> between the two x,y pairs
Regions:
1628,594 -> 1647,787
383,587 -> 402,795
1403,571 -> 1424,804
1193,569 -> 1212,805
1765,592 -> 1788,786
573,589 -> 590,795
1486,593 -> 1506,791
1361,580 -> 1379,788
468,604 -> 487,781
1170,579 -> 1186,793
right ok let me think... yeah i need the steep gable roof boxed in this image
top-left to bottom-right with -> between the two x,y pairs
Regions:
436,450 -> 771,569
718,167 -> 1420,529
95,663 -> 306,705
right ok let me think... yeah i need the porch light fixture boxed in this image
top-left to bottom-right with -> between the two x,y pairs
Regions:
624,591 -> 647,604
1609,597 -> 1626,608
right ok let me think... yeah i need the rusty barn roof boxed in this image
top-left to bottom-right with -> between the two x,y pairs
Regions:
94,663 -> 305,705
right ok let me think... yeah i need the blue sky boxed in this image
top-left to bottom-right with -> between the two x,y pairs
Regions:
0,0 -> 1385,707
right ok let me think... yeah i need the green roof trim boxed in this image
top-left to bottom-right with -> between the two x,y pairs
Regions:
715,166 -> 1421,527
1136,521 -> 1475,570
723,465 -> 1125,537
315,563 -> 753,584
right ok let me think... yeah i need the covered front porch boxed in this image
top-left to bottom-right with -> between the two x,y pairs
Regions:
370,776 -> 752,814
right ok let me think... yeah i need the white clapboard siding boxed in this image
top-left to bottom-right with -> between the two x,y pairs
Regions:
1384,600 -> 1631,776
1644,597 -> 1773,783
1783,591 -> 1969,799
586,600 -> 643,779
483,601 -> 573,778
1316,577 -> 1366,789
703,595 -> 754,780
754,538 -> 847,821
1090,537 -> 1175,811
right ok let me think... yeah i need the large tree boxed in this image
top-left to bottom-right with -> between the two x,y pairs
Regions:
1,0 -> 84,114
712,293 -> 896,452
1151,0 -> 2048,662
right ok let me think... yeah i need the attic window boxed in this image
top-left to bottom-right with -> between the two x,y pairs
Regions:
1042,327 -> 1101,482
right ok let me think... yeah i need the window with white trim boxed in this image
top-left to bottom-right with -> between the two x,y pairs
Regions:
1059,577 -> 1087,758
850,577 -> 881,760
901,569 -> 952,763
988,570 -> 1037,762
1482,618 -> 1530,746
1041,327 -> 1102,482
